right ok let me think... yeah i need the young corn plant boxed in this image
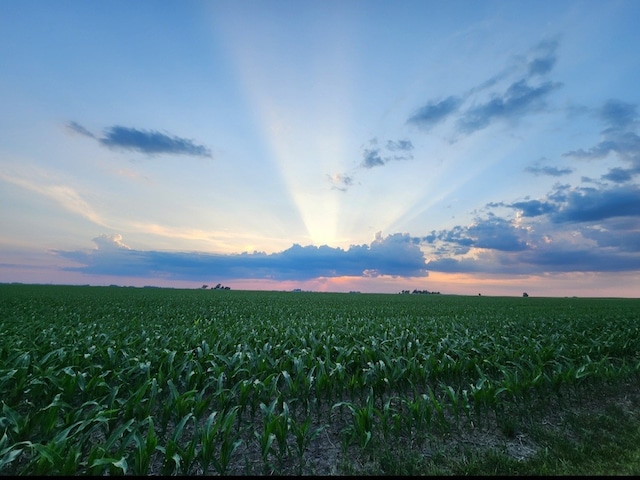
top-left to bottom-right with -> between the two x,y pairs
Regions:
333,387 -> 377,452
198,407 -> 243,475
254,428 -> 276,475
158,412 -> 195,475
404,393 -> 433,447
289,415 -> 327,475
270,400 -> 291,469
129,417 -> 159,475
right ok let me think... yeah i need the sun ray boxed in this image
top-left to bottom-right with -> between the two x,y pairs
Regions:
208,4 -> 357,247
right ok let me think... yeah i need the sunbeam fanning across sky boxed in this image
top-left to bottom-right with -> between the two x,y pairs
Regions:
1,0 -> 639,297
212,1 -> 359,247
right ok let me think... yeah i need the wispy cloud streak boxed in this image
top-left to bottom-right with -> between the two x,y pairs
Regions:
68,122 -> 212,157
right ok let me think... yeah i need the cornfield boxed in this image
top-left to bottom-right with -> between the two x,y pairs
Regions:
1,284 -> 638,475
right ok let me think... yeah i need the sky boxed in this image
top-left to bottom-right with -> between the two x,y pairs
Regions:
1,0 -> 639,297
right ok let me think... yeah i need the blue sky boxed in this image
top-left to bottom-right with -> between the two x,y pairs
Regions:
1,0 -> 639,296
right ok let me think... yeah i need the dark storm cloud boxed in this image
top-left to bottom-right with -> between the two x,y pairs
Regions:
67,122 -> 212,157
54,233 -> 428,281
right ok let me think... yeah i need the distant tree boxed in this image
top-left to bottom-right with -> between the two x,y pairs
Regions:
523,292 -> 529,297
201,284 -> 208,289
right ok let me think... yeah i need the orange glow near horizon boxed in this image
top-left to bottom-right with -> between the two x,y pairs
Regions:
2,266 -> 638,298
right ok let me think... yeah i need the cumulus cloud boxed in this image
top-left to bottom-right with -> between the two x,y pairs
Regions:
406,47 -> 640,278
420,181 -> 640,275
550,184 -> 640,223
422,216 -> 529,254
54,232 -> 428,281
510,199 -> 557,217
92,233 -> 130,250
68,122 -> 212,157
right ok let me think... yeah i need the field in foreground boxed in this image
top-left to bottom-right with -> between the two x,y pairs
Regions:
1,284 -> 639,475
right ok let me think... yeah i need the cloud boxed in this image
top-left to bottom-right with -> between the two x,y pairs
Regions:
361,148 -> 385,169
0,168 -> 107,226
580,218 -> 640,253
359,138 -> 414,169
510,199 -> 557,217
602,167 -> 635,183
408,39 -> 562,137
551,184 -> 640,223
526,38 -> 559,77
54,232 -> 428,281
68,122 -> 212,157
562,100 -> 640,185
413,89 -> 640,278
456,79 -> 561,134
330,137 -> 413,189
421,180 -> 640,275
406,96 -> 463,131
386,139 -> 414,152
327,173 -> 355,192
421,216 -> 530,256
92,233 -> 130,250
426,244 -> 640,274
506,184 -> 640,224
67,121 -> 96,138
599,99 -> 638,129
525,165 -> 573,177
